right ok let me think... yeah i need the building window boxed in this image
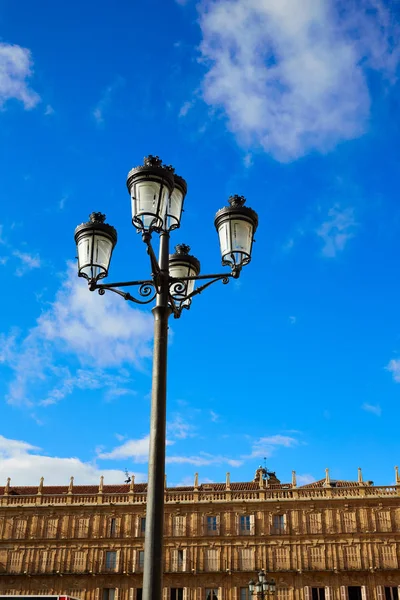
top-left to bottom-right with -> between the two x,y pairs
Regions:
206,590 -> 219,600
73,551 -> 86,572
239,548 -> 253,571
14,520 -> 27,539
173,516 -> 186,536
103,589 -> 116,600
381,545 -> 396,568
206,549 -> 219,571
9,552 -> 22,573
239,515 -> 254,535
138,550 -> 145,570
206,515 -> 218,535
272,514 -> 286,534
240,589 -> 251,600
348,588 -> 362,600
275,547 -> 289,569
47,518 -> 58,538
77,518 -> 89,538
309,513 -> 322,534
309,547 -> 324,569
136,589 -> 143,600
109,518 -> 117,537
344,546 -> 360,569
377,511 -> 391,532
171,589 -> 184,600
140,517 -> 146,536
277,589 -> 290,600
312,589 -> 325,600
105,551 -> 117,571
385,588 -> 399,600
171,549 -> 185,572
343,512 -> 357,533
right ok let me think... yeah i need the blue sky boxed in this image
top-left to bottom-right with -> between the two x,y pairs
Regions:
1,0 -> 400,487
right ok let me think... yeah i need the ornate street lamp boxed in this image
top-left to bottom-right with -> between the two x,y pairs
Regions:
74,155 -> 258,600
249,571 -> 276,599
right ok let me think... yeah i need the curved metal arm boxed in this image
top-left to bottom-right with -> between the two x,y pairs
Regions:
168,272 -> 233,319
92,279 -> 157,305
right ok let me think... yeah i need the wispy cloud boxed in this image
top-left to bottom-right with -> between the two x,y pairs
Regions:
289,316 -> 296,325
44,104 -> 54,116
210,410 -> 219,422
246,434 -> 299,459
13,249 -> 41,276
386,359 -> 400,382
92,76 -> 124,125
168,415 -> 196,439
362,402 -> 382,416
98,436 -> 242,468
199,0 -> 400,161
0,42 -> 40,110
2,264 -> 153,406
296,473 -> 316,486
0,434 -> 145,485
179,100 -> 195,118
316,205 -> 357,257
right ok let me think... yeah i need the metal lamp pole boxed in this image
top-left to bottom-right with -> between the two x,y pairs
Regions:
74,155 -> 259,600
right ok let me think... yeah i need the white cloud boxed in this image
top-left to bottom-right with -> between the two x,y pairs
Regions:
0,42 -> 40,109
92,76 -> 124,124
166,453 -> 242,467
13,249 -> 41,276
246,434 -> 299,458
316,205 -> 357,257
44,104 -> 54,116
296,473 -> 316,486
168,415 -> 196,439
98,436 -> 151,461
199,0 -> 399,161
98,436 -> 242,467
179,100 -> 195,117
0,434 -> 146,486
210,410 -> 219,422
2,264 -> 153,406
386,359 -> 400,382
362,402 -> 382,416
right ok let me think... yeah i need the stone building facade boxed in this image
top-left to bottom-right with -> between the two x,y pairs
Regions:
0,468 -> 400,600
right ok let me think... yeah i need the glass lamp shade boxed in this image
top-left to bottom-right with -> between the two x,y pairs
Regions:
263,583 -> 269,594
126,155 -> 175,232
166,173 -> 187,231
249,580 -> 255,594
169,244 -> 200,306
269,581 -> 276,594
74,212 -> 117,283
256,582 -> 263,595
259,570 -> 266,584
214,195 -> 258,271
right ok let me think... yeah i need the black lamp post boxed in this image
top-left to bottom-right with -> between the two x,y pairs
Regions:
74,155 -> 258,600
249,570 -> 276,599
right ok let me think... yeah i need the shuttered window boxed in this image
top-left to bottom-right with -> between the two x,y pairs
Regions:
14,520 -> 27,539
377,512 -> 391,532
173,516 -> 186,536
206,549 -> 219,571
239,548 -> 253,571
9,552 -> 22,573
309,513 -> 322,534
77,518 -> 89,538
276,547 -> 289,569
309,546 -> 324,568
344,547 -> 361,569
73,551 -> 86,572
47,518 -> 58,538
343,512 -> 357,533
381,546 -> 396,568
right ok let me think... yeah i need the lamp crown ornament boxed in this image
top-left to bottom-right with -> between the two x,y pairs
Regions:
89,212 -> 106,224
144,155 -> 163,167
228,194 -> 246,207
175,243 -> 191,255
